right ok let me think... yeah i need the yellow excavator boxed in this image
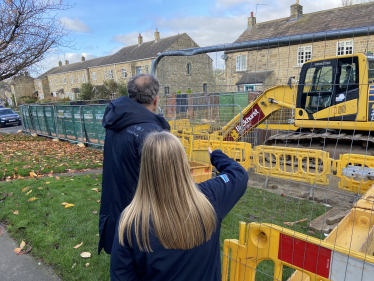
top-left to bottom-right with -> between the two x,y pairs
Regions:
219,53 -> 374,156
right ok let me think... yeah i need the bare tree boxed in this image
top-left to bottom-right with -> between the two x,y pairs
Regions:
341,0 -> 358,5
0,0 -> 73,81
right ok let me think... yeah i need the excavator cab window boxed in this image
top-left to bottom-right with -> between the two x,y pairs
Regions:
302,64 -> 334,114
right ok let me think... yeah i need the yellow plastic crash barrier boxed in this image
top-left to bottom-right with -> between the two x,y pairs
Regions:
253,145 -> 332,185
222,222 -> 374,281
189,160 -> 212,184
334,154 -> 374,194
168,119 -> 211,132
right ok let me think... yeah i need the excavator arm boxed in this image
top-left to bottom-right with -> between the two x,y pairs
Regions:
220,85 -> 297,141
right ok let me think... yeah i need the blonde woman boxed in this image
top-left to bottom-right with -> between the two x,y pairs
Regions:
110,131 -> 248,281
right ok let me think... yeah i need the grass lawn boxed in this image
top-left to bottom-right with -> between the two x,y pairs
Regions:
0,176 -> 330,281
0,134 -> 103,179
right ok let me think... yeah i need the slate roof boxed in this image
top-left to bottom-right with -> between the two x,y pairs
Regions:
45,34 -> 184,76
235,2 -> 374,43
36,67 -> 58,80
236,70 -> 273,85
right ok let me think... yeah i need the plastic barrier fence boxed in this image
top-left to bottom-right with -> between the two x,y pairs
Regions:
222,222 -> 374,281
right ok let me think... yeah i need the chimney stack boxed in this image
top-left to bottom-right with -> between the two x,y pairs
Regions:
154,28 -> 160,42
138,33 -> 143,45
81,55 -> 85,62
58,61 -> 62,67
290,0 -> 303,20
248,11 -> 256,28
65,60 -> 69,65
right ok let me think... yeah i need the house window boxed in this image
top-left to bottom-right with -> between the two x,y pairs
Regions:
236,55 -> 247,71
39,81 -> 42,88
50,81 -> 52,87
164,86 -> 169,95
203,83 -> 207,93
145,65 -> 149,74
104,70 -> 107,80
121,69 -> 127,78
71,76 -> 73,84
187,63 -> 191,75
82,75 -> 85,83
78,76 -> 80,83
136,66 -> 142,75
63,77 -> 67,84
108,70 -> 113,79
55,79 -> 57,85
297,46 -> 312,66
337,40 -> 354,56
92,72 -> 96,81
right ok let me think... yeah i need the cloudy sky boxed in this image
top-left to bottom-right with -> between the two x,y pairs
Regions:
39,0 -> 346,74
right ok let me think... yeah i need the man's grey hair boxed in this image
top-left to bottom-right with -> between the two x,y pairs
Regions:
128,74 -> 160,104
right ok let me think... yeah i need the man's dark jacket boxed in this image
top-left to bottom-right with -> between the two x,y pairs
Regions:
98,96 -> 170,254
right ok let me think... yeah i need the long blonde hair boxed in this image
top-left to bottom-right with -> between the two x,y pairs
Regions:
118,131 -> 217,252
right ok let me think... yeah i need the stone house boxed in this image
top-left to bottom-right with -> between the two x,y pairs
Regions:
4,72 -> 35,106
34,67 -> 57,100
41,30 -> 215,100
226,1 -> 374,92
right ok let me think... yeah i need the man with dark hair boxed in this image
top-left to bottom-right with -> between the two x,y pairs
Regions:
98,74 -> 170,255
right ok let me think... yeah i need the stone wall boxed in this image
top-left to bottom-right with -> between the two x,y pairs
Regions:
34,76 -> 51,100
225,35 -> 374,91
9,74 -> 35,105
48,69 -> 87,99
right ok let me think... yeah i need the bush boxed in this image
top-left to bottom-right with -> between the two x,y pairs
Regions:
4,101 -> 8,107
80,82 -> 94,100
118,82 -> 128,97
177,90 -> 182,94
186,89 -> 192,94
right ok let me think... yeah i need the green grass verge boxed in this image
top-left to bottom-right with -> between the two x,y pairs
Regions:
0,177 -> 330,281
0,134 -> 103,179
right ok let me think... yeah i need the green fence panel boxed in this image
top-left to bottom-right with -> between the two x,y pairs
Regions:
62,106 -> 77,141
82,106 -> 97,144
44,106 -> 56,137
36,107 -> 48,135
72,107 -> 85,143
55,106 -> 67,139
25,106 -> 35,133
20,106 -> 30,132
219,94 -> 234,123
233,93 -> 249,117
94,106 -> 106,145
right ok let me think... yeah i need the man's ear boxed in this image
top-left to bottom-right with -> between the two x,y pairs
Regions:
153,95 -> 159,106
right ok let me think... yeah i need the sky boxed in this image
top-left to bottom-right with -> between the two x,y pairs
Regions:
39,0 -> 345,74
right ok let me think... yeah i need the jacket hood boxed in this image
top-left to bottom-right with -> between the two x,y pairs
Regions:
102,96 -> 170,131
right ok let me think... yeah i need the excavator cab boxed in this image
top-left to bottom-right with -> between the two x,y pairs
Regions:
296,55 -> 360,121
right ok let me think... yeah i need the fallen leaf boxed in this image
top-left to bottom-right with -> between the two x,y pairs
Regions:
91,188 -> 99,192
61,202 -> 69,206
55,176 -> 60,180
308,230 -> 315,235
74,242 -> 83,249
47,193 -> 51,196
65,204 -> 74,208
45,182 -> 50,184
85,263 -> 90,267
8,192 -> 13,196
45,230 -> 50,233
37,187 -> 43,190
25,190 -> 32,196
80,252 -> 91,258
13,248 -> 21,254
92,211 -> 97,214
12,210 -> 19,215
263,198 -> 267,201
27,197 -> 38,202
20,240 -> 26,250
70,179 -> 74,181
22,186 -> 31,193
72,263 -> 76,269
17,246 -> 32,255
29,171 -> 37,178
14,204 -> 18,206
97,200 -> 100,203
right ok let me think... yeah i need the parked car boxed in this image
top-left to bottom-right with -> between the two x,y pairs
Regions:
0,108 -> 22,127
0,105 -> 4,108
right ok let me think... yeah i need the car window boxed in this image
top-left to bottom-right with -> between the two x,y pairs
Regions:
0,109 -> 15,115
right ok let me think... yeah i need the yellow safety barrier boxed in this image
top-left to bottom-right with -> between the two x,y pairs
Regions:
222,222 -> 374,281
334,154 -> 374,194
253,146 -> 332,185
168,119 -> 211,132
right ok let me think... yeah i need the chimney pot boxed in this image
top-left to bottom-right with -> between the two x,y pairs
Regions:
248,12 -> 256,28
58,61 -> 62,67
154,28 -> 160,42
65,60 -> 69,65
81,55 -> 85,62
138,33 -> 143,45
290,2 -> 303,19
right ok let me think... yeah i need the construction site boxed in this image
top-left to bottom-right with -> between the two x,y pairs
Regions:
19,25 -> 374,280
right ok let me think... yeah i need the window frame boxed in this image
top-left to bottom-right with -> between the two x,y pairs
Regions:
82,75 -> 85,83
71,76 -> 73,84
145,65 -> 149,74
121,68 -> 127,78
203,83 -> 207,93
297,46 -> 313,66
78,76 -> 80,83
63,77 -> 67,84
92,72 -> 96,81
236,54 -> 247,71
55,78 -> 57,85
164,86 -> 169,95
108,70 -> 113,79
187,63 -> 191,75
136,66 -> 142,75
337,40 -> 354,56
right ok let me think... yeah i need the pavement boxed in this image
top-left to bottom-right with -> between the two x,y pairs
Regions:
0,223 -> 62,281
